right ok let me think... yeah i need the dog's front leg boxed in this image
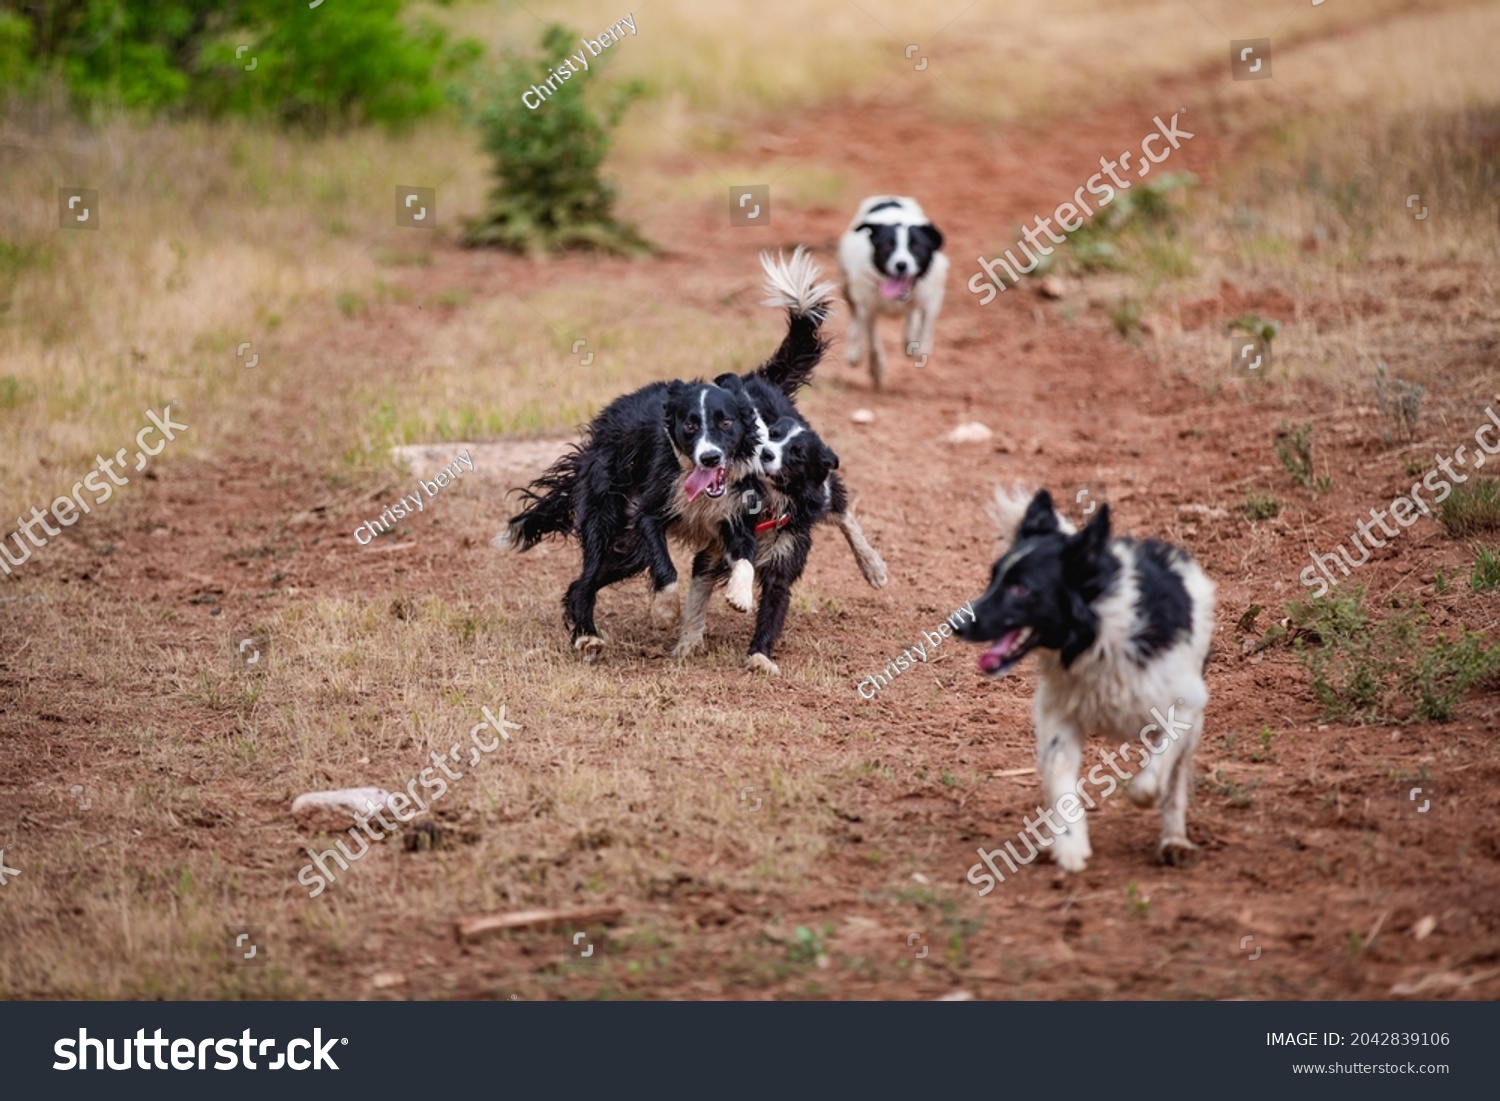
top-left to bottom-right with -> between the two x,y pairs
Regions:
672,550 -> 721,659
844,310 -> 864,367
1034,687 -> 1090,872
638,515 -> 680,629
866,313 -> 888,389
719,519 -> 758,613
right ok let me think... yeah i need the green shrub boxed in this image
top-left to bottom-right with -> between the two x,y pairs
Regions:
464,24 -> 650,256
1288,587 -> 1500,723
1059,172 -> 1197,275
1275,421 -> 1332,491
1243,490 -> 1281,520
2,1 -> 474,127
1374,361 -> 1424,442
1437,478 -> 1500,538
1471,544 -> 1500,592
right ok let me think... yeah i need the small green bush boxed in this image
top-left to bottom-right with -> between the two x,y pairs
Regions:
1275,422 -> 1332,492
1437,478 -> 1500,538
1288,587 -> 1500,723
1374,361 -> 1424,442
1471,544 -> 1500,592
1243,490 -> 1281,520
464,24 -> 650,256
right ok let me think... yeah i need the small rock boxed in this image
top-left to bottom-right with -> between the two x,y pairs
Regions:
291,787 -> 393,819
935,990 -> 975,1001
1038,276 -> 1066,299
946,422 -> 993,444
1412,915 -> 1437,941
851,408 -> 875,424
911,872 -> 930,885
372,972 -> 406,989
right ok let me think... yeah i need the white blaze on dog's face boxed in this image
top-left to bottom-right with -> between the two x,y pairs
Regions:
850,197 -> 946,302
664,381 -> 751,501
754,416 -> 807,478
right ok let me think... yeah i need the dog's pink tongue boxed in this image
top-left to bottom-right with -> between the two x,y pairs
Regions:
684,467 -> 716,502
880,274 -> 914,300
978,630 -> 1022,673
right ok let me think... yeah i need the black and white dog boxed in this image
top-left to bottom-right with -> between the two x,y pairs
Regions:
954,488 -> 1216,871
495,249 -> 886,670
497,375 -> 759,660
838,195 -> 949,389
674,412 -> 845,676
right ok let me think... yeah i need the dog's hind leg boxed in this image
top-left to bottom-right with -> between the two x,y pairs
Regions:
1154,710 -> 1202,866
834,508 -> 887,589
1035,687 -> 1090,872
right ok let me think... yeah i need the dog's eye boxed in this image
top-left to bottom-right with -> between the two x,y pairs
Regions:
684,423 -> 698,435
1006,583 -> 1029,598
719,419 -> 733,430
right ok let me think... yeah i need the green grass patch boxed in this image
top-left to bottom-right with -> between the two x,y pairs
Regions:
1243,490 -> 1281,520
1470,545 -> 1500,592
1437,478 -> 1500,538
1288,587 -> 1500,723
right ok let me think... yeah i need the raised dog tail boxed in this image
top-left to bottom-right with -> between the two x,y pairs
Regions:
493,449 -> 583,552
987,484 -> 1078,546
755,246 -> 838,397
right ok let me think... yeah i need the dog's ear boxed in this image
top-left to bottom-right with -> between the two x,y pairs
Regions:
715,373 -> 742,392
1019,489 -> 1059,538
854,222 -> 877,235
913,223 -> 944,252
666,379 -> 687,401
1061,504 -> 1111,580
819,441 -> 840,473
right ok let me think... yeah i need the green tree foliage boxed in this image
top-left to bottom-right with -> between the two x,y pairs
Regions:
1,0 -> 478,127
464,23 -> 650,255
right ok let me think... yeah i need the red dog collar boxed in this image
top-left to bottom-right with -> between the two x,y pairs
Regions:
754,513 -> 791,534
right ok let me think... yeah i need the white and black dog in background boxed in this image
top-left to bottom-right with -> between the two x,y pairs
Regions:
954,488 -> 1216,871
838,195 -> 949,389
495,249 -> 886,670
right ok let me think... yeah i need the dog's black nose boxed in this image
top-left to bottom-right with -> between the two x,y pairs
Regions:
760,449 -> 775,464
893,260 -> 909,274
700,451 -> 721,468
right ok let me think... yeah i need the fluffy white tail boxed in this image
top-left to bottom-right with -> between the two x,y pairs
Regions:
760,245 -> 838,317
987,484 -> 1076,545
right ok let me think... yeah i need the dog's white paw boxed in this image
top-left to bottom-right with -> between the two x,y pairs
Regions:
1051,836 -> 1092,873
724,560 -> 755,612
672,632 -> 704,660
745,652 -> 781,677
650,583 -> 680,629
1125,768 -> 1164,809
1156,836 -> 1199,867
857,550 -> 888,589
573,635 -> 606,663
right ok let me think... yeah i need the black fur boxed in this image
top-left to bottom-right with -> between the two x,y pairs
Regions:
504,378 -> 758,643
855,221 -> 946,280
954,491 -> 1120,672
1129,541 -> 1195,662
955,490 -> 1196,673
699,422 -> 842,663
